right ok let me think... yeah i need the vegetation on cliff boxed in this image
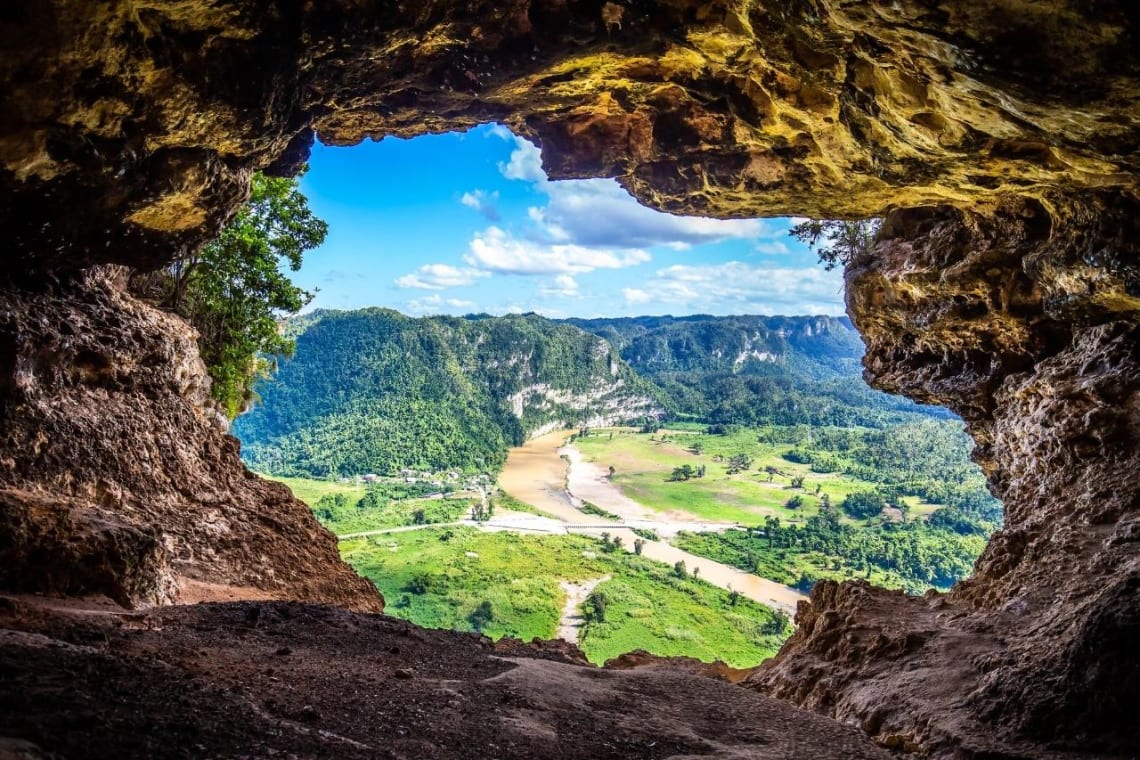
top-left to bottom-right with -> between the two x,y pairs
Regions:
234,309 -> 660,477
139,172 -> 327,418
567,315 -> 941,428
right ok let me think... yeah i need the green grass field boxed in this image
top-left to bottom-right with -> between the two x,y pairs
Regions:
262,473 -> 477,534
265,474 -> 368,507
341,528 -> 787,667
574,428 -> 901,525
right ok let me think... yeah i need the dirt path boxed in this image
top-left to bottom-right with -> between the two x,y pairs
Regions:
498,433 -> 807,615
556,576 -> 609,644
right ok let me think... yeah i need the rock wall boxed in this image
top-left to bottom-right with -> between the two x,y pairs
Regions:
751,192 -> 1140,755
0,268 -> 382,612
1,0 -> 1139,754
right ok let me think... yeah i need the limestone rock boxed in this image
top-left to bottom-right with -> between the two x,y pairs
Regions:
0,0 -> 1138,755
0,269 -> 382,613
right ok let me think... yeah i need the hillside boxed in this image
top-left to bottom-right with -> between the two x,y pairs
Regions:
567,315 -> 943,427
233,309 -> 661,477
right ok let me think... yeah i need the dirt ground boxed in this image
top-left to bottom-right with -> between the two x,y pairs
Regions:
0,595 -> 891,759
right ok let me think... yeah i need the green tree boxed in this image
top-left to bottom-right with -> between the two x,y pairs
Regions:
586,591 -> 607,623
169,171 -> 327,418
669,464 -> 695,482
789,218 -> 882,270
405,573 -> 434,595
842,490 -> 887,519
762,609 -> 790,635
727,453 -> 753,474
468,600 -> 494,632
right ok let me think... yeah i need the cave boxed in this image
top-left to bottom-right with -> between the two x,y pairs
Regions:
1,1 -> 1138,757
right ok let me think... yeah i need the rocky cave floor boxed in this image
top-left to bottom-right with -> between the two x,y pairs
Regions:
0,596 -> 896,760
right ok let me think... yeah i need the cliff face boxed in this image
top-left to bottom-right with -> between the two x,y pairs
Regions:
0,269 -> 382,612
1,0 -> 1139,756
750,194 -> 1140,755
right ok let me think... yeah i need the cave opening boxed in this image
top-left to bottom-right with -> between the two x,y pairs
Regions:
175,125 -> 1005,670
1,1 -> 1138,757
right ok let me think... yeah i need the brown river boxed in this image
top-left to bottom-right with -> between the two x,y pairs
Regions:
498,431 -> 806,614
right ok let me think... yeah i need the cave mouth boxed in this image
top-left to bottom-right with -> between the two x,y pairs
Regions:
1,0 -> 1137,756
207,126 -> 1005,668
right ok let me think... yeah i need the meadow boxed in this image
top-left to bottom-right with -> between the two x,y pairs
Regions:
341,528 -> 788,667
263,474 -> 477,534
571,425 -> 992,594
573,427 -> 908,525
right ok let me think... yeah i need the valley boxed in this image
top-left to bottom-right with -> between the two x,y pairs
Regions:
246,309 -> 1000,669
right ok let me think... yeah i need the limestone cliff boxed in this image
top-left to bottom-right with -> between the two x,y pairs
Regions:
0,0 -> 1138,756
0,268 -> 382,612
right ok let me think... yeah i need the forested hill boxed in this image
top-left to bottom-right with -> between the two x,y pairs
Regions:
232,309 -> 662,478
566,315 -> 944,428
565,315 -> 863,379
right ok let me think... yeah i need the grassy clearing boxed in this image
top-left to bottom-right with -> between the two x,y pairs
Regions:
575,428 -> 889,525
320,497 -> 475,534
491,488 -> 561,519
341,528 -> 787,667
580,560 -> 786,666
264,473 -> 476,533
265,474 -> 367,507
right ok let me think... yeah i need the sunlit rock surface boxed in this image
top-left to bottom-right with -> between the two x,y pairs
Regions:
0,1 -> 1138,756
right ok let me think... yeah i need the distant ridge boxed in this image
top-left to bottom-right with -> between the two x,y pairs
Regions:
234,310 -> 943,478
233,309 -> 661,478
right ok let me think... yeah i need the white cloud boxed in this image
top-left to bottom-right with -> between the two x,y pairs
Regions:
460,189 -> 500,221
395,263 -> 489,290
492,130 -> 779,250
405,294 -> 478,315
464,226 -> 650,276
642,261 -> 845,315
498,133 -> 546,183
754,240 -> 792,256
623,288 -> 652,305
540,274 -> 580,298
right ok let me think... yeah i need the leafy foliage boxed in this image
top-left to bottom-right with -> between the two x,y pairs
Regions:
842,490 -> 886,519
789,218 -> 882,271
677,509 -> 988,595
234,309 -> 659,477
310,482 -> 474,534
166,172 -> 327,418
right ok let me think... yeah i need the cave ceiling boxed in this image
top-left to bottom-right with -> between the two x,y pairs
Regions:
1,0 -> 1137,274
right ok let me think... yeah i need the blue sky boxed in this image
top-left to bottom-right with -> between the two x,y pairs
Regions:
292,124 -> 845,318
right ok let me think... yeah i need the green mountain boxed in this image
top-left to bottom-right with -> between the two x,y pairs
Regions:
567,315 -> 864,379
232,309 -> 662,478
567,315 -> 943,428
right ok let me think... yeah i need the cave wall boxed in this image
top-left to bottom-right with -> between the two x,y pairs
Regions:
2,0 -> 1139,754
0,267 -> 382,611
750,192 -> 1140,755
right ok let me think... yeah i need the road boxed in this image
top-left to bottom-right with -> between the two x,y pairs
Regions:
496,432 -> 807,614
337,431 -> 807,614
